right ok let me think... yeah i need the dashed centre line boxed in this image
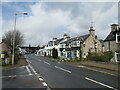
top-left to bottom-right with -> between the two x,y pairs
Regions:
55,66 -> 71,73
44,61 -> 51,65
85,77 -> 117,90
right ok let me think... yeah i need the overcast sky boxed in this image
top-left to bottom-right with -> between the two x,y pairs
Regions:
1,1 -> 119,46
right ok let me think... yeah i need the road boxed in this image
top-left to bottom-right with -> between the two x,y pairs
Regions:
2,62 -> 46,88
23,54 -> 118,89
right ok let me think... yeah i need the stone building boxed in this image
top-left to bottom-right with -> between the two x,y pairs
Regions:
37,26 -> 103,60
60,26 -> 103,59
104,24 -> 120,62
0,42 -> 9,63
0,42 -> 9,54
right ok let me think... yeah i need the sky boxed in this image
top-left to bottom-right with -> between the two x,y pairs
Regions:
1,0 -> 119,46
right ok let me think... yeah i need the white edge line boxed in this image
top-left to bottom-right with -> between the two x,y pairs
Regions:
44,61 -> 51,65
85,67 -> 116,76
26,66 -> 32,75
85,77 -> 117,90
39,78 -> 43,81
77,65 -> 116,76
55,66 -> 71,73
8,75 -> 16,78
29,64 -> 36,73
58,62 -> 61,63
42,82 -> 48,86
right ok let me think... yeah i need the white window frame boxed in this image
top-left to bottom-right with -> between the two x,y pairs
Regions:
116,33 -> 120,43
115,52 -> 120,62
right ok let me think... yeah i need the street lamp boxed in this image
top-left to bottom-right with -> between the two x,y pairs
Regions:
12,12 -> 28,65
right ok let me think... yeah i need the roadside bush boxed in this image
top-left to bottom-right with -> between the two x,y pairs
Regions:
52,48 -> 58,58
87,51 -> 113,62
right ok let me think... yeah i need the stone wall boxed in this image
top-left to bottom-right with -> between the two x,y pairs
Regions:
104,41 -> 119,52
82,35 -> 103,58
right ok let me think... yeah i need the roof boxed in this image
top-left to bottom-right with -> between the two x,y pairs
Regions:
104,27 -> 120,42
60,34 -> 90,44
111,24 -> 119,26
104,31 -> 116,41
77,34 -> 90,42
54,38 -> 64,45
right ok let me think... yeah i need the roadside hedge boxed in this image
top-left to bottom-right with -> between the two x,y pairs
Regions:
87,51 -> 113,62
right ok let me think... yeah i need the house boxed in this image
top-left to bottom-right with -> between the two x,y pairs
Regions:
0,42 -> 9,54
59,26 -> 103,59
37,33 -> 71,57
0,42 -> 9,64
104,24 -> 120,62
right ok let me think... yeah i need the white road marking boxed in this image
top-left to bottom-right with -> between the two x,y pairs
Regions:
58,62 -> 61,63
35,73 -> 38,75
42,82 -> 48,86
78,65 -> 86,68
44,61 -> 51,65
26,59 -> 32,64
26,66 -> 33,75
36,75 -> 40,77
8,75 -> 16,78
55,66 -> 71,73
84,67 -> 116,76
39,78 -> 43,81
2,74 -> 33,78
25,59 -> 50,88
85,77 -> 117,90
77,65 -> 116,76
29,64 -> 37,73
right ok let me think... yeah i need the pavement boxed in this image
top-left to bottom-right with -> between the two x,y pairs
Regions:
2,55 -> 28,71
1,54 -> 119,89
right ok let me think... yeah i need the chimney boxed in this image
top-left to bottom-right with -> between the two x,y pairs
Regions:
111,24 -> 119,31
63,33 -> 69,39
53,37 -> 57,41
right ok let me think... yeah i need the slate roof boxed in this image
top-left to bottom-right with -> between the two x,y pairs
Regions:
104,27 -> 120,41
77,34 -> 90,42
54,38 -> 64,45
104,31 -> 116,41
60,34 -> 90,44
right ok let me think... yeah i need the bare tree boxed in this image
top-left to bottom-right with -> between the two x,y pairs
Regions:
2,30 -> 24,54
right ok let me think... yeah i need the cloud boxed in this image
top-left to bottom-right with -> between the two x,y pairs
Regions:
15,3 -> 71,45
2,2 -> 118,46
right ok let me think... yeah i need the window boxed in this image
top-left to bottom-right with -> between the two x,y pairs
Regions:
116,34 -> 120,43
72,41 -> 77,47
83,44 -> 85,47
84,53 -> 86,55
61,52 -> 63,56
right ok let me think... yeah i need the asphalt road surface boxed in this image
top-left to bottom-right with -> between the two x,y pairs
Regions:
22,54 -> 119,89
2,62 -> 46,89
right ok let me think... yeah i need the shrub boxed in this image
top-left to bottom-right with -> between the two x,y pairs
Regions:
52,48 -> 58,58
87,51 -> 113,62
